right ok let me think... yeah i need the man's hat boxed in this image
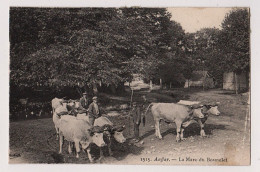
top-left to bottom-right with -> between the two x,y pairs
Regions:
83,92 -> 87,95
92,96 -> 98,100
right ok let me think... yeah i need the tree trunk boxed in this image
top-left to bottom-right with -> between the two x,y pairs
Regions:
238,74 -> 241,92
170,82 -> 172,89
130,89 -> 134,108
203,78 -> 205,91
160,78 -> 162,89
234,72 -> 238,94
93,83 -> 98,95
188,79 -> 190,89
149,80 -> 153,91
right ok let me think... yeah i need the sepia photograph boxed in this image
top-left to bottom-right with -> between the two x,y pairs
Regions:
8,7 -> 250,165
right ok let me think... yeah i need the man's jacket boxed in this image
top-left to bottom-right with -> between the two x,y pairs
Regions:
88,102 -> 101,118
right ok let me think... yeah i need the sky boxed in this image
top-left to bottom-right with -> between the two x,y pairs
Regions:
167,8 -> 232,33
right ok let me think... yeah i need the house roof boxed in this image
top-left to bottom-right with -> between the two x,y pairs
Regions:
191,71 -> 210,81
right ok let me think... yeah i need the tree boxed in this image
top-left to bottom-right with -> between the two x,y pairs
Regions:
150,20 -> 187,88
183,27 -> 229,87
10,8 -> 175,94
219,8 -> 250,73
219,8 -> 250,93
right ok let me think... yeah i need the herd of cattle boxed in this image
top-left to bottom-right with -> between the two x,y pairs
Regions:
51,98 -> 126,162
51,97 -> 220,162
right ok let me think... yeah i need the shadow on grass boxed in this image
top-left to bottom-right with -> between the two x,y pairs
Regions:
218,92 -> 236,95
139,129 -> 155,140
50,152 -> 65,163
89,138 -> 144,161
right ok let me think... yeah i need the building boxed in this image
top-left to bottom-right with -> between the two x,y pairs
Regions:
184,71 -> 214,89
223,72 -> 247,90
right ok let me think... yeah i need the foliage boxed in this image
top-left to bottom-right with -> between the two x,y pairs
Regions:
184,27 -> 229,85
10,8 -> 176,90
152,20 -> 187,86
10,7 -> 249,93
219,8 -> 250,73
183,8 -> 250,87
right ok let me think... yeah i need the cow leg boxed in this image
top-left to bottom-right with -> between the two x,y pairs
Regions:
175,121 -> 182,142
59,134 -> 63,154
99,148 -> 104,160
87,147 -> 94,163
53,112 -> 59,140
68,142 -> 72,154
180,127 -> 186,141
155,119 -> 162,139
108,140 -> 113,156
198,120 -> 207,137
75,141 -> 80,158
55,126 -> 59,140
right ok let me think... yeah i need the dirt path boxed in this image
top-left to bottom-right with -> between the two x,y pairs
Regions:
9,89 -> 250,165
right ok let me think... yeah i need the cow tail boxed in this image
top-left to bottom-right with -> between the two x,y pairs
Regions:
142,103 -> 153,127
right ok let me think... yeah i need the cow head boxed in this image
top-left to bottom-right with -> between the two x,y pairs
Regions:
67,100 -> 80,109
67,101 -> 75,107
62,102 -> 68,107
111,125 -> 126,143
74,101 -> 80,109
88,126 -> 106,147
203,104 -> 220,116
101,124 -> 113,137
190,105 -> 204,119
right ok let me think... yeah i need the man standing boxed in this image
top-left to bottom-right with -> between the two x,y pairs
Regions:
79,92 -> 89,113
88,96 -> 101,126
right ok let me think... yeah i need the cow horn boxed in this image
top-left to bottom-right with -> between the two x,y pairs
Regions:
115,125 -> 125,132
214,102 -> 220,106
209,102 -> 218,107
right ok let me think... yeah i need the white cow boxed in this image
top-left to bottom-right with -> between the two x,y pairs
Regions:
76,114 -> 126,159
178,100 -> 221,137
94,116 -> 126,159
58,115 -> 106,162
51,98 -> 67,140
145,103 -> 205,142
51,98 -> 64,113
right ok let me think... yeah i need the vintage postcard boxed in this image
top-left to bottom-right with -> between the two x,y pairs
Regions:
8,6 -> 251,167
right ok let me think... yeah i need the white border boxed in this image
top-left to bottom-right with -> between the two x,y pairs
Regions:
1,0 -> 260,172
9,0 -> 250,8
